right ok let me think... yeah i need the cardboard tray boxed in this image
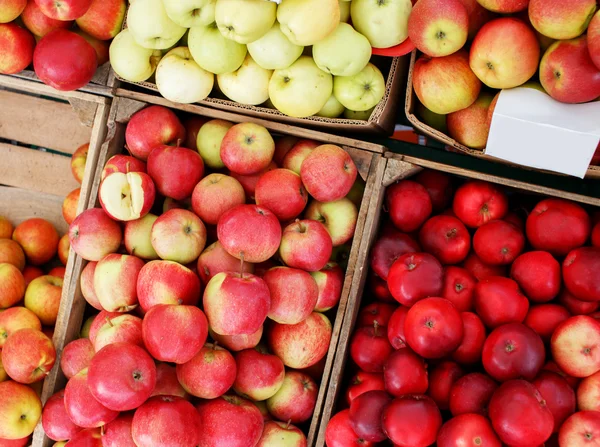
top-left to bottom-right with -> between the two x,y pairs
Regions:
314,152 -> 600,446
404,50 -> 600,180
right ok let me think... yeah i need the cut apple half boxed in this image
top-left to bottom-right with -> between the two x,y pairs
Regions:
99,172 -> 156,222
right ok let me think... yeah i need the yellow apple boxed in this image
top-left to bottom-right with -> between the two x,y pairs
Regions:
351,0 -> 412,48
109,29 -> 162,82
333,62 -> 385,111
127,0 -> 186,49
218,54 -> 273,105
344,107 -> 375,120
196,119 -> 232,169
215,0 -> 276,44
188,21 -> 247,74
317,94 -> 345,118
313,23 -> 372,77
277,0 -> 340,46
247,22 -> 303,70
156,47 -> 214,103
164,0 -> 215,28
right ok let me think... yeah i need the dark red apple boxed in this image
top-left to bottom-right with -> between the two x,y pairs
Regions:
387,305 -> 408,349
452,311 -> 486,365
510,251 -> 561,302
473,220 -> 525,265
463,252 -> 507,281
559,288 -> 600,315
325,409 -> 374,447
345,371 -> 386,405
563,247 -> 600,302
419,215 -> 471,265
415,169 -> 453,211
524,304 -> 571,343
350,323 -> 393,373
474,277 -> 529,328
452,181 -> 508,228
442,266 -> 477,312
543,361 -> 581,390
449,372 -> 498,416
369,273 -> 394,302
369,230 -> 420,281
428,361 -> 464,410
532,371 -> 576,433
437,413 -> 502,447
382,395 -> 442,447
357,302 -> 396,328
383,348 -> 428,397
386,180 -> 432,232
349,390 -> 392,443
387,252 -> 444,307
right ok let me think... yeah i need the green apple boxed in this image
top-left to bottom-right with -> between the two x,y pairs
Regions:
217,54 -> 273,105
317,94 -> 345,118
109,29 -> 162,82
344,107 -> 374,120
269,55 -> 333,118
215,0 -> 276,44
334,62 -> 385,111
156,47 -> 214,103
196,119 -> 233,168
127,0 -> 186,49
313,23 -> 371,77
417,101 -> 447,133
351,0 -> 412,48
277,0 -> 340,46
247,22 -> 303,70
163,0 -> 216,28
188,21 -> 247,74
339,0 -> 351,22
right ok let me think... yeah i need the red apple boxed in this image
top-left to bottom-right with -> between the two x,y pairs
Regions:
386,180 -> 432,233
383,348 -> 428,397
510,251 -> 561,302
463,252 -> 507,281
563,247 -> 600,302
525,304 -> 571,343
76,29 -> 108,65
532,371 -> 576,432
102,413 -> 135,447
325,409 -> 374,447
2,328 -> 55,384
233,346 -> 285,401
474,219 -> 525,265
300,144 -> 357,202
346,371 -> 386,405
387,306 -> 408,349
69,208 -> 122,262
559,288 -> 600,315
0,23 -> 35,75
438,413 -> 501,447
21,0 -> 72,37
62,188 -> 80,226
358,302 -> 396,328
529,0 -> 597,40
279,219 -> 333,272
197,241 -> 254,285
552,315 -> 600,378
65,428 -> 101,446
453,181 -> 508,228
349,390 -> 392,443
21,266 -> 42,287
60,338 -> 94,379
94,253 -> 144,312
34,0 -> 92,20
220,123 -> 275,175
255,169 -> 308,221
370,230 -> 420,281
75,0 -> 125,40
64,368 -> 119,428
382,395 -> 442,447
0,307 -> 41,348
0,0 -> 26,22
452,312 -> 486,364
475,0 -> 527,13
273,136 -> 298,165
0,240 -> 25,271
24,275 -> 62,326
256,420 -> 306,447
0,264 -> 25,309
147,145 -> 204,201
266,370 -> 317,424
0,381 -> 42,440
559,411 -> 600,446
12,218 -> 58,266
387,252 -> 444,307
442,266 -> 476,312
263,267 -> 318,325
191,174 -> 245,226
419,215 -> 471,265
350,323 -> 393,373
41,390 -> 80,442
230,161 -> 277,201
311,262 -> 343,312
282,139 -> 319,174
93,313 -> 143,352
101,155 -> 147,181
99,172 -> 155,222
150,363 -> 188,399
449,372 -> 498,416
474,277 -> 529,328
589,11 -> 600,70
210,326 -> 263,352
123,214 -> 158,261
415,169 -> 453,211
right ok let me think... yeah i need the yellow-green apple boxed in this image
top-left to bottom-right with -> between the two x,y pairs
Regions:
0,307 -> 41,348
277,0 -> 339,46
188,21 -> 247,74
257,420 -> 307,447
470,18 -> 540,89
339,0 -> 350,22
218,54 -> 273,105
102,155 -> 146,182
408,0 -> 468,57
255,401 -> 272,424
269,56 -> 333,117
220,122 -> 275,175
62,188 -> 80,226
459,0 -> 495,39
70,143 -> 88,184
311,262 -> 344,312
126,0 -> 185,49
215,0 -> 276,44
80,315 -> 94,339
551,316 -> 600,378
418,101 -> 448,133
88,342 -> 156,411
196,395 -> 263,447
183,116 -> 207,151
142,304 -> 208,364
64,368 -> 119,428
0,240 -> 25,271
69,208 -> 122,262
75,0 -> 125,40
196,119 -> 232,169
343,107 -> 374,120
58,234 -> 69,265
590,11 -> 600,70
529,0 -> 596,40
197,241 -> 254,285
124,214 -> 159,260
317,94 -> 345,118
33,29 -> 98,91
0,0 -> 26,22
268,312 -> 332,368
60,338 -> 94,379
151,363 -> 189,399
175,343 -> 236,398
156,47 -> 214,104
266,371 -> 317,423
132,396 -> 200,446
41,390 -> 80,442
12,218 -> 58,266
280,220 -> 333,272
0,216 -> 13,239
0,23 -> 35,75
47,266 -> 65,279
203,271 -> 270,335
65,428 -> 102,445
233,346 -> 285,401
94,253 -> 144,312
137,261 -> 201,312
475,0 -> 527,13
21,266 -> 43,287
109,29 -> 162,83
305,198 -> 358,247
263,267 -> 319,324
93,313 -> 143,352
333,62 -> 386,112
350,0 -> 412,48
300,144 -> 357,203
313,23 -> 371,77
346,177 -> 366,207
413,50 -> 482,114
151,209 -> 207,264
99,172 -> 156,222
80,261 -> 101,310
34,0 -> 92,20
147,145 -> 204,201
0,264 -> 25,309
2,328 -> 55,384
191,174 -> 245,226
282,139 -> 319,174
24,275 -> 62,326
447,91 -> 495,149
217,204 -> 281,263
540,37 -> 600,103
21,0 -> 72,37
125,105 -> 186,161
230,161 -> 277,200
164,0 -> 215,28
210,326 -> 262,351
0,381 -> 42,439
247,22 -> 303,70
255,169 -> 308,221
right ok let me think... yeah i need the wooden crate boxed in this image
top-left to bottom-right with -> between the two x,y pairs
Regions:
34,95 -> 386,447
314,153 -> 600,446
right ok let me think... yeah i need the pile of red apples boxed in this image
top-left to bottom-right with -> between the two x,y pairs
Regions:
34,104 -> 361,446
0,0 -> 125,90
325,171 -> 600,447
409,0 -> 600,154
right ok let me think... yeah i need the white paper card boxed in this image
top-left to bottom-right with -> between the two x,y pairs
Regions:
486,88 -> 600,178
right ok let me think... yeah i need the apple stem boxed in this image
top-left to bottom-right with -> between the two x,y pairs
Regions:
105,317 -> 114,328
240,252 -> 245,279
176,139 -> 182,148
100,425 -> 105,437
212,342 -> 218,350
373,320 -> 379,336
286,419 -> 292,429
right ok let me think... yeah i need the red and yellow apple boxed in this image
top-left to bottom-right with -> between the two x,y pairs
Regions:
280,220 -> 333,272
147,145 -> 204,201
60,338 -> 94,379
62,188 -> 81,226
124,213 -> 158,260
0,264 -> 25,309
24,275 -> 62,326
589,11 -> 600,70
447,91 -> 495,149
21,0 -> 73,37
75,0 -> 125,40
220,123 -> 275,175
80,261 -> 101,310
58,234 -> 69,265
529,0 -> 597,40
305,198 -> 358,247
0,380 -> 42,440
0,307 -> 41,348
101,155 -> 146,181
266,370 -> 318,424
94,253 -> 144,312
312,262 -> 344,312
233,346 -> 285,401
255,169 -> 308,222
1,328 -> 56,384
68,208 -> 122,262
475,0 -> 527,13
191,174 -> 246,226
0,23 -> 35,75
282,139 -> 319,174
0,240 -> 25,271
0,0 -> 26,22
93,313 -> 143,352
12,218 -> 59,266
71,144 -> 88,185
151,209 -> 207,264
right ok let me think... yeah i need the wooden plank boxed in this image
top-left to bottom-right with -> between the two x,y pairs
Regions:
0,73 -> 109,103
0,143 -> 79,196
0,186 -> 67,235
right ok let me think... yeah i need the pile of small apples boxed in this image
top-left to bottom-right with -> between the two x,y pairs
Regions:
0,0 -> 125,90
110,0 -> 414,119
410,0 -> 600,151
36,104 -> 362,446
325,170 -> 600,446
